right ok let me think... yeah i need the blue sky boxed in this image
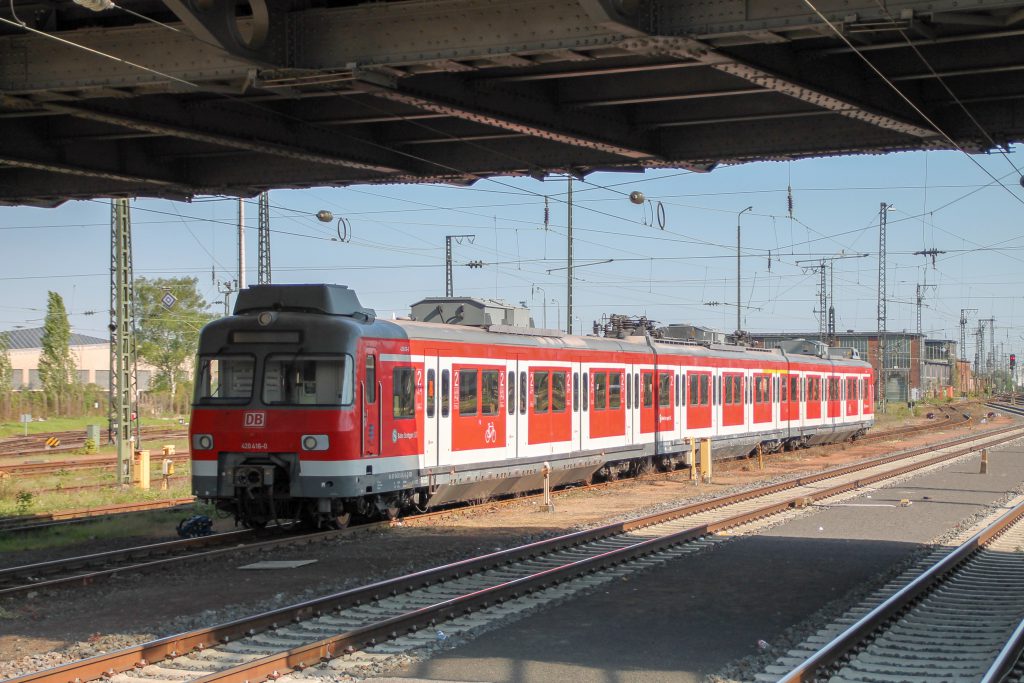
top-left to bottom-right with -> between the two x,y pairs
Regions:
1,146 -> 1021,360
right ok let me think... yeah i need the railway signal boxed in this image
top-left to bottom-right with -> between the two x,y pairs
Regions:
1011,353 -> 1016,371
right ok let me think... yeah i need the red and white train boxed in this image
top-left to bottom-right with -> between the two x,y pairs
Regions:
190,284 -> 875,528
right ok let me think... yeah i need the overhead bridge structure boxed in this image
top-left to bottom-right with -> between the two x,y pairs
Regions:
2,0 -> 1024,206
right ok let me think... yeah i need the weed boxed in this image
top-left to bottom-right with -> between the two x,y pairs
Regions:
14,490 -> 34,515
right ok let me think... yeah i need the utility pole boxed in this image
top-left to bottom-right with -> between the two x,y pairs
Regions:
796,253 -> 868,346
110,199 -> 137,486
736,206 -> 753,339
959,308 -> 976,361
567,176 -> 574,334
445,234 -> 475,297
237,198 -> 246,291
988,317 -> 996,375
877,203 -> 890,411
976,321 -> 985,376
915,284 -> 936,336
257,192 -> 271,285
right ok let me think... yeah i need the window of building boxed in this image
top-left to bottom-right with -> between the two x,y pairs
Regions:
459,369 -> 478,416
392,367 -> 415,419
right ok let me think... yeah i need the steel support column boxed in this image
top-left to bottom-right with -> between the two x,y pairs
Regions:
110,199 -> 137,486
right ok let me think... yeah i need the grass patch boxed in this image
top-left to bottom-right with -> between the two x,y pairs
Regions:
0,501 -> 221,554
0,416 -> 188,438
0,477 -> 194,517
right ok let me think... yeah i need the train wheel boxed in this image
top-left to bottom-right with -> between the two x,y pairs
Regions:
330,513 -> 351,530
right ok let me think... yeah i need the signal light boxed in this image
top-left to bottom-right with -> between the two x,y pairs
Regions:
1011,353 -> 1016,370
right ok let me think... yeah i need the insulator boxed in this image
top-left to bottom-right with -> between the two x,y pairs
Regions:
787,185 -> 794,216
543,197 -> 550,229
73,0 -> 115,10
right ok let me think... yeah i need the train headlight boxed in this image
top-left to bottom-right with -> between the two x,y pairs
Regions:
257,311 -> 277,326
301,434 -> 329,451
192,434 -> 214,451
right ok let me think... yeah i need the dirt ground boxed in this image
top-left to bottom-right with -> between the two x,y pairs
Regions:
0,403 -> 1008,671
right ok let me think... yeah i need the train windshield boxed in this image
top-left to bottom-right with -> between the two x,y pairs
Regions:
195,355 -> 255,404
262,354 -> 354,406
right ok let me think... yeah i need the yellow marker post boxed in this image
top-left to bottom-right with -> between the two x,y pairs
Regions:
134,450 -> 151,490
700,439 -> 713,483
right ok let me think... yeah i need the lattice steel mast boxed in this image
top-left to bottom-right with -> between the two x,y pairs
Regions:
257,192 -> 271,285
110,199 -> 138,485
877,203 -> 889,410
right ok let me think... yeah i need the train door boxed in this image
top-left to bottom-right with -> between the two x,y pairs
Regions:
625,364 -> 635,445
573,361 -> 583,453
437,359 -> 453,464
640,369 -> 656,435
686,370 -> 712,431
423,351 -> 440,468
506,361 -> 518,458
517,359 -> 528,457
361,345 -> 381,457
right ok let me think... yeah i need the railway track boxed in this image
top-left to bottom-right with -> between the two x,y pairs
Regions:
771,495 -> 1024,682
0,428 -> 187,458
7,421 -> 1023,683
0,454 -> 190,477
0,498 -> 197,534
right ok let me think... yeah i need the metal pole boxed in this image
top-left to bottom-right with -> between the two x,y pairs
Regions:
237,198 -> 246,291
257,192 -> 271,285
736,206 -> 752,337
819,263 -> 827,343
111,199 -> 135,486
567,176 -> 573,335
445,236 -> 453,297
877,203 -> 888,412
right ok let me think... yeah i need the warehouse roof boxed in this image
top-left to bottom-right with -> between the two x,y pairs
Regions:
1,327 -> 107,350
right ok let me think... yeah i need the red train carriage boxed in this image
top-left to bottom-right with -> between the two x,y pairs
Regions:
191,285 -> 874,528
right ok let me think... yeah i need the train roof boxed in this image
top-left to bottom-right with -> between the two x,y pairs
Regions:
387,319 -> 870,369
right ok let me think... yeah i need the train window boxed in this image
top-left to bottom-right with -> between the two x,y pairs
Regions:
699,375 -> 710,405
427,369 -> 436,418
507,371 -> 515,415
593,372 -> 607,410
365,355 -> 376,403
780,376 -> 788,403
583,372 -> 589,411
659,373 -> 671,407
520,371 -> 527,415
790,376 -> 798,403
196,356 -> 255,404
459,369 -> 478,416
573,372 -> 580,412
675,374 -> 681,406
481,370 -> 499,416
610,372 -> 622,409
634,373 -> 640,406
689,374 -> 699,406
534,371 -> 550,414
642,373 -> 653,408
392,367 -> 415,419
441,370 -> 450,417
260,354 -> 352,406
552,372 -> 567,412
724,375 -> 733,404
626,372 -> 632,409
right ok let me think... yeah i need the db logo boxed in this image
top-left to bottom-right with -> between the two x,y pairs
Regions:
243,412 -> 266,428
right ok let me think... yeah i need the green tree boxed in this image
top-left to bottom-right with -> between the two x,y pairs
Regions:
38,291 -> 76,414
136,277 -> 215,402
